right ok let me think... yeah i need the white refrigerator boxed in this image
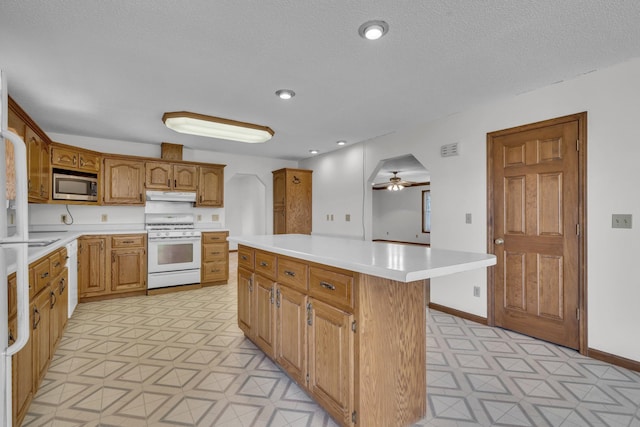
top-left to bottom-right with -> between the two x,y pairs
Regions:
0,70 -> 31,427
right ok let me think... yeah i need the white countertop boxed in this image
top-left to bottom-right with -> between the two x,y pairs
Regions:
3,229 -> 147,275
229,234 -> 497,282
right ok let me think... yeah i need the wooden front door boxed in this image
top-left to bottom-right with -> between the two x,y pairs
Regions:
488,113 -> 586,351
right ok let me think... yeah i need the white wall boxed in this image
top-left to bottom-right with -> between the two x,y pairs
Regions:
372,185 -> 430,244
301,58 -> 640,363
225,174 -> 267,250
32,133 -> 296,232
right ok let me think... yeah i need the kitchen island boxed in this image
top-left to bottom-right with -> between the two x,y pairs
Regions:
229,234 -> 496,427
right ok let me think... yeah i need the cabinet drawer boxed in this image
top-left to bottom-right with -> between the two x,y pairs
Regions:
203,243 -> 227,261
111,234 -> 145,248
255,250 -> 277,280
309,266 -> 354,311
202,231 -> 228,243
277,257 -> 308,292
31,257 -> 51,296
238,246 -> 254,270
202,260 -> 228,282
50,249 -> 65,278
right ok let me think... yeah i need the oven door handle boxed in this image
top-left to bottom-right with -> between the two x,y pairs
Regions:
148,237 -> 202,242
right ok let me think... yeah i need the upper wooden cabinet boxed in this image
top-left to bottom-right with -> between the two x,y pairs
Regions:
103,157 -> 145,205
272,168 -> 312,234
51,144 -> 101,173
8,96 -> 51,203
197,165 -> 224,207
145,161 -> 197,191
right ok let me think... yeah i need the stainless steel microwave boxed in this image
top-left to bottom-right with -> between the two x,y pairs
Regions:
52,170 -> 98,202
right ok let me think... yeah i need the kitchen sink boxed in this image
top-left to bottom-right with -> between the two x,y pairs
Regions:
28,238 -> 60,247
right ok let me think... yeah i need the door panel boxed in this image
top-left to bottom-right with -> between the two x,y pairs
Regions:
490,115 -> 584,350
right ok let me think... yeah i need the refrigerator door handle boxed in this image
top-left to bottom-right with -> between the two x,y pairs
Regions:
2,129 -> 30,357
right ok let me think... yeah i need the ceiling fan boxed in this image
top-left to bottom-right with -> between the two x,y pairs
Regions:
373,171 -> 413,191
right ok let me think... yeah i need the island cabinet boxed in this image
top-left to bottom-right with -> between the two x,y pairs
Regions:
236,245 -> 425,427
145,161 -> 197,191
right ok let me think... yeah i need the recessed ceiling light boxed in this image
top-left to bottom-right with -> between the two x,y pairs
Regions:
309,149 -> 319,155
358,20 -> 389,40
275,89 -> 295,100
162,111 -> 274,143
337,140 -> 346,146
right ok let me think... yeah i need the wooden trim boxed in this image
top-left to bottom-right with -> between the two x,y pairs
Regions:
79,289 -> 146,303
486,112 -> 588,355
146,283 -> 202,295
272,167 -> 313,174
8,95 -> 52,144
371,239 -> 429,246
588,348 -> 640,373
428,303 -> 488,325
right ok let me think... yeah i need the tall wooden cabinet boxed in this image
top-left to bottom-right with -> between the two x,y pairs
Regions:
272,168 -> 312,234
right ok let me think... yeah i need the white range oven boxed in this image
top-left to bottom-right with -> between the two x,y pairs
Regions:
145,195 -> 202,290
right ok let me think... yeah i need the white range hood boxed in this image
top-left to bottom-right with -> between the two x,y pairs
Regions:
145,191 -> 196,203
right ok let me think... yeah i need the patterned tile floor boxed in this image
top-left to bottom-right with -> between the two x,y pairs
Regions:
23,253 -> 640,426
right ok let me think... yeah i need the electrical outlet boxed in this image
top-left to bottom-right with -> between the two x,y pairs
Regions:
612,214 -> 632,229
212,214 -> 219,221
61,214 -> 67,223
9,212 -> 14,225
473,286 -> 481,297
345,214 -> 351,222
330,214 -> 334,221
197,214 -> 202,221
101,214 -> 108,222
466,213 -> 472,224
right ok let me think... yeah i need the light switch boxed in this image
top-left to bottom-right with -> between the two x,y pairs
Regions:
612,214 -> 632,229
465,213 -> 472,224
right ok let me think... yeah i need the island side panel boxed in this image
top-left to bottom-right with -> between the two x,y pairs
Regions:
355,274 -> 427,427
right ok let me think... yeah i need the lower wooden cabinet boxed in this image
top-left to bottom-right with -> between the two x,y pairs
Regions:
79,234 -> 147,301
254,274 -> 276,358
8,313 -> 33,427
201,231 -> 229,285
275,284 -> 307,386
32,284 -> 52,387
237,267 -> 253,336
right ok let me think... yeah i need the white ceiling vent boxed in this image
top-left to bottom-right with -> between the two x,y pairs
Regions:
440,143 -> 460,157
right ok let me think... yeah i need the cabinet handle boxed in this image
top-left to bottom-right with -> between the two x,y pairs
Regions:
276,288 -> 280,308
269,287 -> 274,305
60,277 -> 66,293
241,255 -> 248,260
210,251 -> 221,255
40,272 -> 49,279
122,240 -> 135,244
54,261 -> 61,268
168,179 -> 171,187
112,252 -> 116,263
319,281 -> 336,291
73,155 -> 77,165
306,302 -> 312,325
174,179 -> 177,187
200,195 -> 203,202
33,307 -> 41,329
80,158 -> 85,167
139,193 -> 143,201
284,270 -> 296,277
259,261 -> 268,267
100,241 -> 104,251
248,277 -> 253,292
50,290 -> 57,308
8,328 -> 15,345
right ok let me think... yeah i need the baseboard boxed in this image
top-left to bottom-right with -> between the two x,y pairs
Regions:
428,302 -> 487,325
588,348 -> 640,372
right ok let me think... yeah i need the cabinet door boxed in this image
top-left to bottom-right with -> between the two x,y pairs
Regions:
51,146 -> 78,169
275,284 -> 307,385
308,298 -> 354,426
284,170 -> 312,234
273,170 -> 286,207
173,164 -> 198,191
26,128 -> 48,202
197,166 -> 224,207
50,269 -> 69,353
79,151 -> 100,172
237,267 -> 254,336
254,274 -> 276,358
9,313 -> 33,427
103,158 -> 145,205
145,161 -> 172,190
33,286 -> 52,388
8,273 -> 17,319
273,207 -> 286,235
111,248 -> 146,292
78,237 -> 107,297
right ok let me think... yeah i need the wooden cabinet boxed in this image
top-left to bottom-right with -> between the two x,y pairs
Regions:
32,283 -> 52,386
8,96 -> 51,203
51,144 -> 101,173
275,284 -> 307,386
8,272 -> 17,319
201,231 -> 229,285
237,267 -> 254,336
110,234 -> 147,293
50,269 -> 69,352
145,161 -> 197,191
8,312 -> 33,427
272,168 -> 312,234
103,157 -> 145,205
78,236 -> 107,298
254,274 -> 276,358
308,298 -> 354,426
197,165 -> 224,207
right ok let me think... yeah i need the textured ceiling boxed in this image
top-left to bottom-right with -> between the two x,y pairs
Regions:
1,1 -> 640,161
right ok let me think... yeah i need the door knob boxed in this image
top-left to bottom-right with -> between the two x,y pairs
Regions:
494,238 -> 504,245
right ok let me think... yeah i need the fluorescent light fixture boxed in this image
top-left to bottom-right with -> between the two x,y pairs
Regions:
162,111 -> 274,143
275,89 -> 295,100
358,20 -> 389,40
